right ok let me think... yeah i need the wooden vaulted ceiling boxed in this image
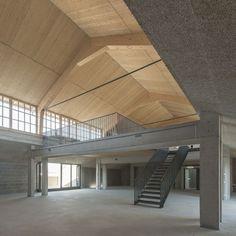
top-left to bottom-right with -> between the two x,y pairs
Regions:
0,0 -> 198,127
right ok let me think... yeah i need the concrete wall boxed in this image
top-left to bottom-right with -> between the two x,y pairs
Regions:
232,158 -> 236,189
81,167 -> 96,188
0,140 -> 29,194
121,166 -> 130,186
107,169 -> 122,186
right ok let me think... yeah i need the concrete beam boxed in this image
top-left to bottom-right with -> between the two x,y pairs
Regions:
32,122 -> 200,158
0,127 -> 42,146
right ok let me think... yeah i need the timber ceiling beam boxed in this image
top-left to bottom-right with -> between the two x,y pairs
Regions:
90,32 -> 151,48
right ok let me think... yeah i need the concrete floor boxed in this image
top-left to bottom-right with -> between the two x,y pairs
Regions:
0,189 -> 235,236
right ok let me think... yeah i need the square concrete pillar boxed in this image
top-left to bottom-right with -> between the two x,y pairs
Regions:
28,156 -> 36,197
42,157 -> 48,196
96,159 -> 101,190
102,164 -> 107,190
200,111 -> 221,230
222,145 -> 231,200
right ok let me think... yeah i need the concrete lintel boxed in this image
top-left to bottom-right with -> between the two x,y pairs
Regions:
32,122 -> 200,158
0,127 -> 42,146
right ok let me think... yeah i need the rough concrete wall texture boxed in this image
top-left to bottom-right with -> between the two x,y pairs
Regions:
121,166 -> 130,186
0,140 -> 29,194
81,167 -> 96,188
233,159 -> 236,185
125,0 -> 235,116
107,169 -> 122,186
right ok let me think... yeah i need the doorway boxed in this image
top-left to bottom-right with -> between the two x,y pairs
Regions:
184,166 -> 200,190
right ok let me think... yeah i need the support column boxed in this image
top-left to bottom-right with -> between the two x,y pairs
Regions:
42,157 -> 48,196
230,158 -> 233,194
222,145 -> 231,200
96,159 -> 101,190
200,111 -> 222,230
102,164 -> 107,190
80,164 -> 84,189
27,155 -> 36,197
130,164 -> 134,187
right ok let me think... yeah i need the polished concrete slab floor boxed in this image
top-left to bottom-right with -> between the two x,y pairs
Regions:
0,189 -> 235,236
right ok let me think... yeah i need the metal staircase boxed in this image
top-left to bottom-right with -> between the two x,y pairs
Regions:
134,146 -> 189,208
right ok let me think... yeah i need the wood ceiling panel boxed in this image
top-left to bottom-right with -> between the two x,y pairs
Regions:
0,0 -> 31,44
107,47 -> 182,96
50,0 -> 142,37
128,101 -> 174,125
145,115 -> 199,128
50,52 -> 148,122
71,53 -> 125,88
108,0 -> 142,32
0,0 -> 86,74
49,49 -> 198,127
0,0 -> 197,128
160,101 -> 196,117
50,82 -> 115,121
0,43 -> 58,105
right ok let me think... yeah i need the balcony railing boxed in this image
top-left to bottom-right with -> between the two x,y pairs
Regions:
43,113 -> 144,147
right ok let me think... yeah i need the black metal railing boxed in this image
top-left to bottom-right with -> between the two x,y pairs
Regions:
159,146 -> 189,207
134,149 -> 169,204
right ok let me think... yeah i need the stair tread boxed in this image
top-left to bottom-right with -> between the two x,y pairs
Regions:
145,187 -> 161,190
140,195 -> 160,199
142,191 -> 160,195
138,200 -> 160,205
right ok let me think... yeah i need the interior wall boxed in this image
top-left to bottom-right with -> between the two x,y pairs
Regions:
232,158 -> 236,191
107,169 -> 122,186
0,140 -> 29,194
121,165 -> 130,186
81,167 -> 96,188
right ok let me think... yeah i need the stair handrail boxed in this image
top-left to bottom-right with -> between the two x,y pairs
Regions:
159,146 -> 189,207
134,149 -> 169,204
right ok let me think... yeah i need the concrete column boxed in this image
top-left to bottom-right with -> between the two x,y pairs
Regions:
200,111 -> 222,230
27,156 -> 36,197
130,164 -> 134,187
80,164 -> 84,189
102,164 -> 107,190
42,157 -> 48,196
230,158 -> 233,193
96,159 -> 101,190
222,145 -> 231,200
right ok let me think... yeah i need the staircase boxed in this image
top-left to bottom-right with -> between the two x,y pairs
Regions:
134,146 -> 189,208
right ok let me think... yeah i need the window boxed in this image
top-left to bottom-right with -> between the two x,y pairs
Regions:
43,111 -> 60,136
69,120 -> 77,139
0,94 -> 37,133
72,165 -> 79,187
43,111 -> 102,141
62,164 -> 71,188
48,163 -> 61,189
0,95 -> 10,128
61,117 -> 69,138
12,99 -> 37,133
46,163 -> 80,190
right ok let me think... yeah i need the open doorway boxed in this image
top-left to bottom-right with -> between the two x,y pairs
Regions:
184,166 -> 200,190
